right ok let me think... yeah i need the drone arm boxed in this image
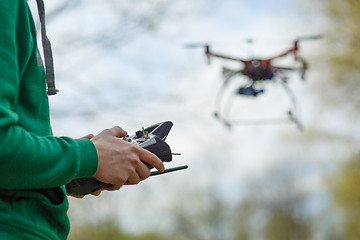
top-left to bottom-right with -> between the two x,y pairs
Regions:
269,35 -> 321,61
207,51 -> 247,63
214,67 -> 241,120
268,47 -> 297,61
273,66 -> 298,72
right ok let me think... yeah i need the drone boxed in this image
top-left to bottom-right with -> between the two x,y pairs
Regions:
186,35 -> 321,130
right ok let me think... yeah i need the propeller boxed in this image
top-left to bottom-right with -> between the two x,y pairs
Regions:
183,43 -> 210,49
296,34 -> 322,42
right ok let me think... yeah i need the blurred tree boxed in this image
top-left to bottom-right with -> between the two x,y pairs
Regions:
30,0 -> 211,117
232,199 -> 252,240
44,0 -> 203,50
300,0 -> 360,239
306,0 -> 360,109
170,189 -> 234,240
68,218 -> 167,240
168,161 -> 315,240
301,0 -> 360,238
232,163 -> 312,240
327,152 -> 360,240
264,206 -> 310,240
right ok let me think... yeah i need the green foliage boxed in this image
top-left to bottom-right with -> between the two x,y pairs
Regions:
232,199 -> 252,240
264,208 -> 311,240
68,219 -> 167,240
310,0 -> 360,109
169,190 -> 235,240
231,163 -> 313,240
322,0 -> 360,82
328,152 -> 360,240
232,195 -> 312,240
308,0 -> 360,238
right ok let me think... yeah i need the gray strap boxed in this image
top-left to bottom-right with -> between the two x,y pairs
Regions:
35,0 -> 59,95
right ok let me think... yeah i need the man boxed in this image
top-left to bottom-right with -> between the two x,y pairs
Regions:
0,0 -> 165,239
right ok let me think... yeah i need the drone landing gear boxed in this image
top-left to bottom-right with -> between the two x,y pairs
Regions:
214,111 -> 303,131
213,111 -> 232,129
213,80 -> 304,131
288,110 -> 304,131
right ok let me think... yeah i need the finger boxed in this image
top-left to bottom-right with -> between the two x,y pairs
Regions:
108,126 -> 127,138
91,190 -> 102,196
138,148 -> 165,172
102,184 -> 121,191
124,181 -> 137,186
136,162 -> 151,180
126,171 -> 141,185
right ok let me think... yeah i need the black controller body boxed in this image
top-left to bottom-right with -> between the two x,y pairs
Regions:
66,121 -> 173,196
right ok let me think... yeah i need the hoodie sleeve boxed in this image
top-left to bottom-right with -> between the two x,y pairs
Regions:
0,0 -> 99,189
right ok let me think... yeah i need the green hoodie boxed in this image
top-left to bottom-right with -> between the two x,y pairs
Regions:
0,1 -> 98,239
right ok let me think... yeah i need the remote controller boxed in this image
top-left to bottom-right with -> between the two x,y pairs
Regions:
66,121 -> 183,196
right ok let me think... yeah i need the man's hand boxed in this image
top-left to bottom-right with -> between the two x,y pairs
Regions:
91,126 -> 165,191
67,133 -> 102,198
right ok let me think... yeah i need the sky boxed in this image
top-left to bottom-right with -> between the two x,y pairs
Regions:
27,0 -> 345,234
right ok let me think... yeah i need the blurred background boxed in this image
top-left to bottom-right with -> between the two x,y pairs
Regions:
28,0 -> 360,239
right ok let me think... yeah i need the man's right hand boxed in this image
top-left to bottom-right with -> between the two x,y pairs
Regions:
90,126 -> 165,191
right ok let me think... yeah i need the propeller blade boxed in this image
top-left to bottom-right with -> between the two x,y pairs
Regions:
275,66 -> 298,71
296,34 -> 322,42
183,43 -> 209,48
